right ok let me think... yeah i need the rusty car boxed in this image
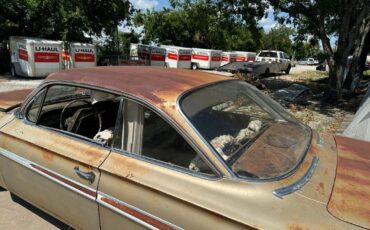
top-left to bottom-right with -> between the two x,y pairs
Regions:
0,66 -> 369,229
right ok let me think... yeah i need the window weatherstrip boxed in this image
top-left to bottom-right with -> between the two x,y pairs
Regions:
273,156 -> 319,198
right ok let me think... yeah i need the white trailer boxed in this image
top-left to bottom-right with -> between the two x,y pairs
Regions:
9,36 -> 63,77
69,43 -> 97,68
161,45 -> 192,69
221,52 -> 237,66
130,44 -> 166,66
149,46 -> 166,67
235,51 -> 256,62
130,44 -> 150,65
191,48 -> 222,70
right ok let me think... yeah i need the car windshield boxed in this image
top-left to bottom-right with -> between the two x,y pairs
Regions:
180,80 -> 311,180
258,52 -> 277,58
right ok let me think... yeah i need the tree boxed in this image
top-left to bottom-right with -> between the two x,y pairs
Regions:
0,0 -> 131,42
133,0 -> 265,51
260,25 -> 293,55
269,0 -> 370,98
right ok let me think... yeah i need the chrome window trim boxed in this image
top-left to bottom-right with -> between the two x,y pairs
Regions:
0,146 -> 97,201
111,148 -> 221,181
97,192 -> 183,230
273,156 -> 319,198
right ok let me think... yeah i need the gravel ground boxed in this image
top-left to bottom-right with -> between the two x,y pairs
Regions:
261,69 -> 361,133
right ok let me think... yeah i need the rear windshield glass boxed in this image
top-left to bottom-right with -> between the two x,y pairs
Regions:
180,80 -> 311,180
258,52 -> 278,58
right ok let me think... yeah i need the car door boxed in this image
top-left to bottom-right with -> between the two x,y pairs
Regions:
97,99 -> 246,229
0,84 -> 120,229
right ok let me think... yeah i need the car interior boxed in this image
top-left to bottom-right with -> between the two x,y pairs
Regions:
29,85 -> 213,174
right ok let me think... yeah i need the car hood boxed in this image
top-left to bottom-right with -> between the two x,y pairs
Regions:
327,135 -> 370,229
0,89 -> 33,112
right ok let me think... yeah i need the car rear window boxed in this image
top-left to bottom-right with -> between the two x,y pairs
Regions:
180,80 -> 311,180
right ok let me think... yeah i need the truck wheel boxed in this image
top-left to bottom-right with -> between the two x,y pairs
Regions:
285,65 -> 291,74
10,65 -> 18,77
191,63 -> 198,70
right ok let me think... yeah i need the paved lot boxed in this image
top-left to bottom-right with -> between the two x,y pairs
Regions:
0,189 -> 69,229
0,74 -> 42,92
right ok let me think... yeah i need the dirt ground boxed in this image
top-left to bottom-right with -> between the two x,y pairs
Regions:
259,69 -> 366,133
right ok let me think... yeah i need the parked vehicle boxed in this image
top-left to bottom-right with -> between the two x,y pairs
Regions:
9,36 -> 63,77
298,58 -> 319,65
216,61 -> 267,78
191,48 -> 222,69
0,67 -> 369,229
221,52 -> 237,66
366,53 -> 370,69
234,51 -> 256,62
161,45 -> 192,69
255,50 -> 291,74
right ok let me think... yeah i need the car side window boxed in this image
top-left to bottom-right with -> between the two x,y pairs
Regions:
26,89 -> 46,123
27,84 -> 121,146
114,100 -> 215,175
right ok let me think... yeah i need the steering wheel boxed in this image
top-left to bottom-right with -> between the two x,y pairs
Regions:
59,100 -> 102,133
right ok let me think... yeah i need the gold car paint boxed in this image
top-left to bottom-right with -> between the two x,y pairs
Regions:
0,118 -> 109,229
95,129 -> 362,230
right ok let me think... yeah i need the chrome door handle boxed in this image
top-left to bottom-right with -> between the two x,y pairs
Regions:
74,166 -> 95,184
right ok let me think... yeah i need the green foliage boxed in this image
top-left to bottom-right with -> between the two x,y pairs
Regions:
259,25 -> 293,55
101,30 -> 141,55
134,0 -> 265,51
0,0 -> 131,41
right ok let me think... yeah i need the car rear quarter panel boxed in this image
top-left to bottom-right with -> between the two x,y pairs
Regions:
328,135 -> 370,229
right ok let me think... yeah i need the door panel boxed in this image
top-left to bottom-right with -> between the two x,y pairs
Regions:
98,152 -> 246,230
0,118 -> 109,229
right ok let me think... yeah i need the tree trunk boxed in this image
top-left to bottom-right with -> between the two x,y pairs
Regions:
347,18 -> 370,91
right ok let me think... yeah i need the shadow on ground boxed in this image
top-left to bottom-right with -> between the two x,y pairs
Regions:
10,193 -> 73,230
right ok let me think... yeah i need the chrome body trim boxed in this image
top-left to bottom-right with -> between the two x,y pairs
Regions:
273,156 -> 319,198
0,146 -> 96,200
97,192 -> 183,230
316,133 -> 324,145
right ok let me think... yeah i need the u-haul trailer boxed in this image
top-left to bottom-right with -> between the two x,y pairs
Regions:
130,43 -> 150,65
9,36 -> 63,77
191,48 -> 222,70
235,51 -> 256,62
150,46 -> 166,67
69,43 -> 97,68
221,52 -> 237,66
161,45 -> 192,69
130,44 -> 166,67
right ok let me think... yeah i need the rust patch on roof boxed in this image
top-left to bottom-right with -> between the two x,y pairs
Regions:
47,66 -> 231,109
328,135 -> 370,229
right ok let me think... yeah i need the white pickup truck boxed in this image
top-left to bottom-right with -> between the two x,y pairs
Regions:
255,50 -> 292,75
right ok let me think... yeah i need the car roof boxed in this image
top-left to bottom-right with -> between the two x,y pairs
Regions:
46,66 -> 230,107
